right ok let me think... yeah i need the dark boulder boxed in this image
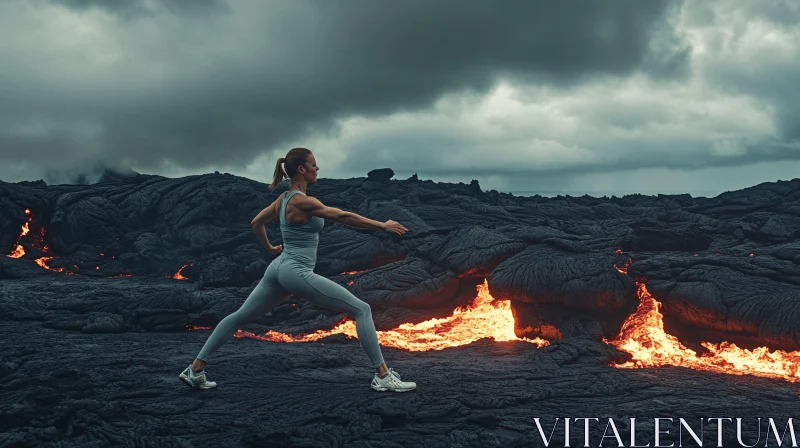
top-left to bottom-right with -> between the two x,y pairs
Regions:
366,168 -> 394,183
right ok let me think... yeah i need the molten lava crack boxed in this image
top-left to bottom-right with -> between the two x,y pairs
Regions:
606,277 -> 800,383
229,279 -> 549,351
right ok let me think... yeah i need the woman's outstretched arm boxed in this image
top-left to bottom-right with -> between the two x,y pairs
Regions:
298,196 -> 407,234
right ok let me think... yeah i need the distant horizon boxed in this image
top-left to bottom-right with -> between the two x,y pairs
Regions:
5,166 -> 795,201
505,189 -> 721,198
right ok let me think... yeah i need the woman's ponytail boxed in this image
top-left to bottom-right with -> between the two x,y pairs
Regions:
269,157 -> 286,191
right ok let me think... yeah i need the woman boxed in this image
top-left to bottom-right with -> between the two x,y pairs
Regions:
179,148 -> 417,392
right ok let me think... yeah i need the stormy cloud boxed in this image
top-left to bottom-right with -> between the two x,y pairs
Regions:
0,0 -> 798,196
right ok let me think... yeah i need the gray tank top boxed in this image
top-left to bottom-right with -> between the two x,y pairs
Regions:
279,189 -> 325,266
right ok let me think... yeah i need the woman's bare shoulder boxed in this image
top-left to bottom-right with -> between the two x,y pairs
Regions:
296,194 -> 324,211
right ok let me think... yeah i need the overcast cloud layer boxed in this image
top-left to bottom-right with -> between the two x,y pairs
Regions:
0,0 -> 798,196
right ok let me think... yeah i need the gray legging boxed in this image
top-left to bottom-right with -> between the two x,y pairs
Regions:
196,254 -> 386,368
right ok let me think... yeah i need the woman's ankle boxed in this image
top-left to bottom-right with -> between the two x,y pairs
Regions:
192,360 -> 206,372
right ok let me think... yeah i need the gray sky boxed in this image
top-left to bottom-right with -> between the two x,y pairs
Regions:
1,0 -> 799,196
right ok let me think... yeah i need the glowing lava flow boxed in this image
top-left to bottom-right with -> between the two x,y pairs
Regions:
171,264 -> 192,280
6,209 -> 32,258
35,256 -> 74,275
5,208 -> 75,273
233,279 -> 549,351
607,260 -> 800,383
8,243 -> 25,258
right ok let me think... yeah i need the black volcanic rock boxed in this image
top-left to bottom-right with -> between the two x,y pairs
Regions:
415,225 -> 526,278
315,226 -> 401,276
356,200 -> 436,237
2,319 -> 793,447
350,258 -> 459,311
2,173 -> 800,348
489,244 -> 635,310
362,168 -> 396,198
621,225 -> 713,252
367,168 -> 394,183
3,172 -> 800,445
198,256 -> 245,287
488,243 -> 637,340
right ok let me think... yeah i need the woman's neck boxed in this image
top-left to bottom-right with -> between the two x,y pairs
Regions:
288,180 -> 307,194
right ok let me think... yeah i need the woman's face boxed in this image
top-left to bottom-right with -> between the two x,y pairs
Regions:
302,154 -> 319,183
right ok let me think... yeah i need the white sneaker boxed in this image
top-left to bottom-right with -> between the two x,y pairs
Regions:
179,364 -> 218,390
371,367 -> 416,392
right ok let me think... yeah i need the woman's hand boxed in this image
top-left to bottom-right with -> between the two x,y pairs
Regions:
267,244 -> 283,256
382,220 -> 408,236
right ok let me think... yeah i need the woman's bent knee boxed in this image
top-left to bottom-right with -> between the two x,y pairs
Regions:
354,301 -> 372,318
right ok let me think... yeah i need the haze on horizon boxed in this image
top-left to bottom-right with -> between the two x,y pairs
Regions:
0,0 -> 798,198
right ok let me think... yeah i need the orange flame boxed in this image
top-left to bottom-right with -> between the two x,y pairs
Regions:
605,281 -> 800,382
20,209 -> 31,235
6,209 -> 32,258
35,256 -> 74,274
170,264 -> 192,280
7,243 -> 25,259
186,325 -> 212,330
234,279 -> 549,351
110,273 -> 133,278
9,210 -> 77,275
